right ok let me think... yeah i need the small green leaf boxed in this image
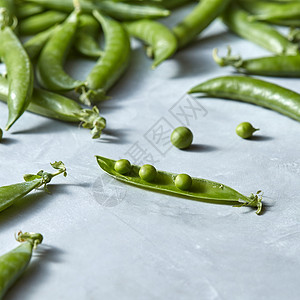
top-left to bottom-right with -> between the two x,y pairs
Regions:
23,174 -> 42,182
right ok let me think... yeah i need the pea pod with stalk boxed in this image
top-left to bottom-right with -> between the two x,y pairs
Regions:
75,14 -> 103,58
221,3 -> 299,55
0,76 -> 106,139
172,0 -> 231,49
0,161 -> 67,213
96,156 -> 263,214
213,47 -> 300,77
188,75 -> 300,122
0,232 -> 43,299
23,0 -> 170,21
124,19 -> 177,68
79,10 -> 131,105
37,5 -> 84,92
19,10 -> 67,35
0,7 -> 34,130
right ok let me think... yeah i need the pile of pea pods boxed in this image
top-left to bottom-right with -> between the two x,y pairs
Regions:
1,0 -> 300,297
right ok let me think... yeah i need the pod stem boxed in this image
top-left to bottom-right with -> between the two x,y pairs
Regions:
16,231 -> 43,249
213,46 -> 243,68
73,0 -> 81,13
23,161 -> 67,192
73,106 -> 106,139
77,85 -> 109,106
235,191 -> 263,215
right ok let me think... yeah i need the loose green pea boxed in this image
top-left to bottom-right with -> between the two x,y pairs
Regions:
0,128 -> 2,142
139,164 -> 157,182
114,159 -> 131,174
175,174 -> 192,191
236,122 -> 259,139
171,126 -> 193,149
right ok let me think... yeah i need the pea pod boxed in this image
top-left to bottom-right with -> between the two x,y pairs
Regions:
0,76 -> 106,139
23,0 -> 170,21
96,156 -> 263,214
124,19 -> 177,68
213,47 -> 300,77
75,14 -> 103,58
37,9 -> 84,92
172,0 -> 231,48
19,10 -> 67,35
0,8 -> 34,130
238,0 -> 300,22
24,25 -> 60,60
188,75 -> 300,122
79,10 -> 131,105
0,161 -> 67,213
0,232 -> 43,299
15,3 -> 45,19
221,3 -> 299,55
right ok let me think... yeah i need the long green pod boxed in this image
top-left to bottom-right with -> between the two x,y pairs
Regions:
221,4 -> 299,55
160,0 -> 195,10
239,0 -> 300,22
0,76 -> 106,139
188,76 -> 300,122
37,9 -> 84,92
0,232 -> 43,299
16,3 -> 45,19
24,25 -> 59,60
96,156 -> 262,214
75,14 -> 103,58
172,0 -> 231,49
124,19 -> 177,68
0,9 -> 34,130
0,161 -> 67,213
23,0 -> 170,21
19,10 -> 67,35
79,10 -> 131,105
213,47 -> 300,77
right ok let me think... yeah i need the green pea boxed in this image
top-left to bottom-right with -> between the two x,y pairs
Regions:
236,122 -> 259,139
139,164 -> 157,182
175,174 -> 192,191
0,128 -> 2,142
171,126 -> 193,149
114,159 -> 131,174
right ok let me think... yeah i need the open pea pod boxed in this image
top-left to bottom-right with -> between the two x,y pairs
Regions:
96,156 -> 262,214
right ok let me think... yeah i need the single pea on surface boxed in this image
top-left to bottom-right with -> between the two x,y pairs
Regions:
171,126 -> 193,149
114,159 -> 131,174
175,174 -> 192,191
0,128 -> 2,142
236,122 -> 259,139
139,164 -> 157,182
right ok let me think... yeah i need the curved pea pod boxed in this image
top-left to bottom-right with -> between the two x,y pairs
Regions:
0,232 -> 43,299
37,9 -> 84,92
19,10 -> 67,35
79,11 -> 131,105
188,75 -> 300,122
75,14 -> 103,58
0,76 -> 106,139
0,161 -> 67,213
172,0 -> 231,49
213,47 -> 300,77
221,4 -> 299,55
96,156 -> 263,214
124,19 -> 177,68
23,0 -> 170,21
0,9 -> 34,130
